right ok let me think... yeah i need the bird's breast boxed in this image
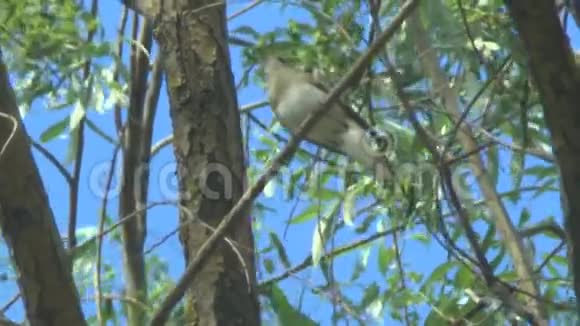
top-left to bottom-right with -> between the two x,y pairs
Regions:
274,84 -> 326,130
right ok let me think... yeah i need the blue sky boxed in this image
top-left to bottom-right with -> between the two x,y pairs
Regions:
2,1 -> 579,325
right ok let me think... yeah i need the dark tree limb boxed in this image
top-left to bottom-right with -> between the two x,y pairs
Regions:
0,53 -> 87,326
504,0 -> 580,315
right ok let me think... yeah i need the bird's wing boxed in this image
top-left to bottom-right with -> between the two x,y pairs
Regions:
306,76 -> 371,131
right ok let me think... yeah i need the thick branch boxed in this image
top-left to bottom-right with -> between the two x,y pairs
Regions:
0,54 -> 87,326
503,0 -> 580,313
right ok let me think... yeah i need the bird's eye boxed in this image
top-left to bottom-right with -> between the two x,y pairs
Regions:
366,129 -> 393,153
375,136 -> 389,152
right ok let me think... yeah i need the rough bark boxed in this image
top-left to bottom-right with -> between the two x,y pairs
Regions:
504,0 -> 580,314
0,56 -> 86,325
150,2 -> 260,325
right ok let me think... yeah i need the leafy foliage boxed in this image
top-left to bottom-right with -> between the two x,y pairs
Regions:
0,0 -> 575,324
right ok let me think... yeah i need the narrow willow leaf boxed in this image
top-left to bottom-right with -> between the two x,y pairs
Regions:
268,284 -> 318,326
93,85 -> 105,113
311,218 -> 327,267
291,204 -> 319,224
424,261 -> 454,288
366,299 -> 383,321
85,119 -> 116,144
360,282 -> 380,308
232,25 -> 261,39
263,258 -> 275,274
69,101 -> 86,130
311,200 -> 340,267
377,245 -> 395,275
269,232 -> 291,268
510,150 -> 525,192
487,144 -> 499,186
40,117 -> 69,143
264,179 -> 276,198
342,185 -> 358,227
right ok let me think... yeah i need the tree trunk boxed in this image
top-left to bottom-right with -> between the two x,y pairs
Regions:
151,3 -> 260,325
0,53 -> 86,326
504,0 -> 580,314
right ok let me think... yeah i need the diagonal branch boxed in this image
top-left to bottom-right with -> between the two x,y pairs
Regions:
148,1 -> 421,324
503,0 -> 580,312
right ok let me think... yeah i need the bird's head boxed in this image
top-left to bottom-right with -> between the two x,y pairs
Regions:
263,56 -> 288,79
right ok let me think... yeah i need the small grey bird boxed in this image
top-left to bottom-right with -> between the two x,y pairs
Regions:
262,56 -> 394,182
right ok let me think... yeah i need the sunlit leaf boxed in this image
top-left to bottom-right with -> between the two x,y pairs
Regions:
311,218 -> 327,267
377,245 -> 395,275
69,101 -> 86,130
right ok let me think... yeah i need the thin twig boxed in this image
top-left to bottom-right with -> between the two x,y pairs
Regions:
240,100 -> 268,113
456,0 -> 485,64
68,0 -> 99,250
260,225 -> 406,289
228,0 -> 264,20
0,293 -> 20,314
113,7 -> 129,137
30,140 -> 73,185
95,140 -> 122,326
392,230 -> 411,325
69,200 -> 177,260
149,101 -> 269,156
150,135 -> 173,156
479,128 -> 554,162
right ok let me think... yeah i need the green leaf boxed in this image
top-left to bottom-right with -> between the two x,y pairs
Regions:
264,258 -> 275,274
455,265 -> 474,289
486,144 -> 499,186
366,298 -> 383,320
69,101 -> 86,130
290,204 -> 320,224
410,232 -> 429,244
269,232 -> 291,268
311,218 -> 327,267
510,151 -> 525,192
232,25 -> 261,39
426,261 -> 454,285
93,85 -> 105,113
519,208 -> 531,227
65,125 -> 80,164
267,284 -> 318,326
377,245 -> 394,275
85,119 -> 116,144
489,246 -> 506,269
351,246 -> 371,281
264,179 -> 276,198
342,185 -> 359,227
480,223 -> 496,253
360,282 -> 380,308
40,117 -> 69,142
524,165 -> 555,180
